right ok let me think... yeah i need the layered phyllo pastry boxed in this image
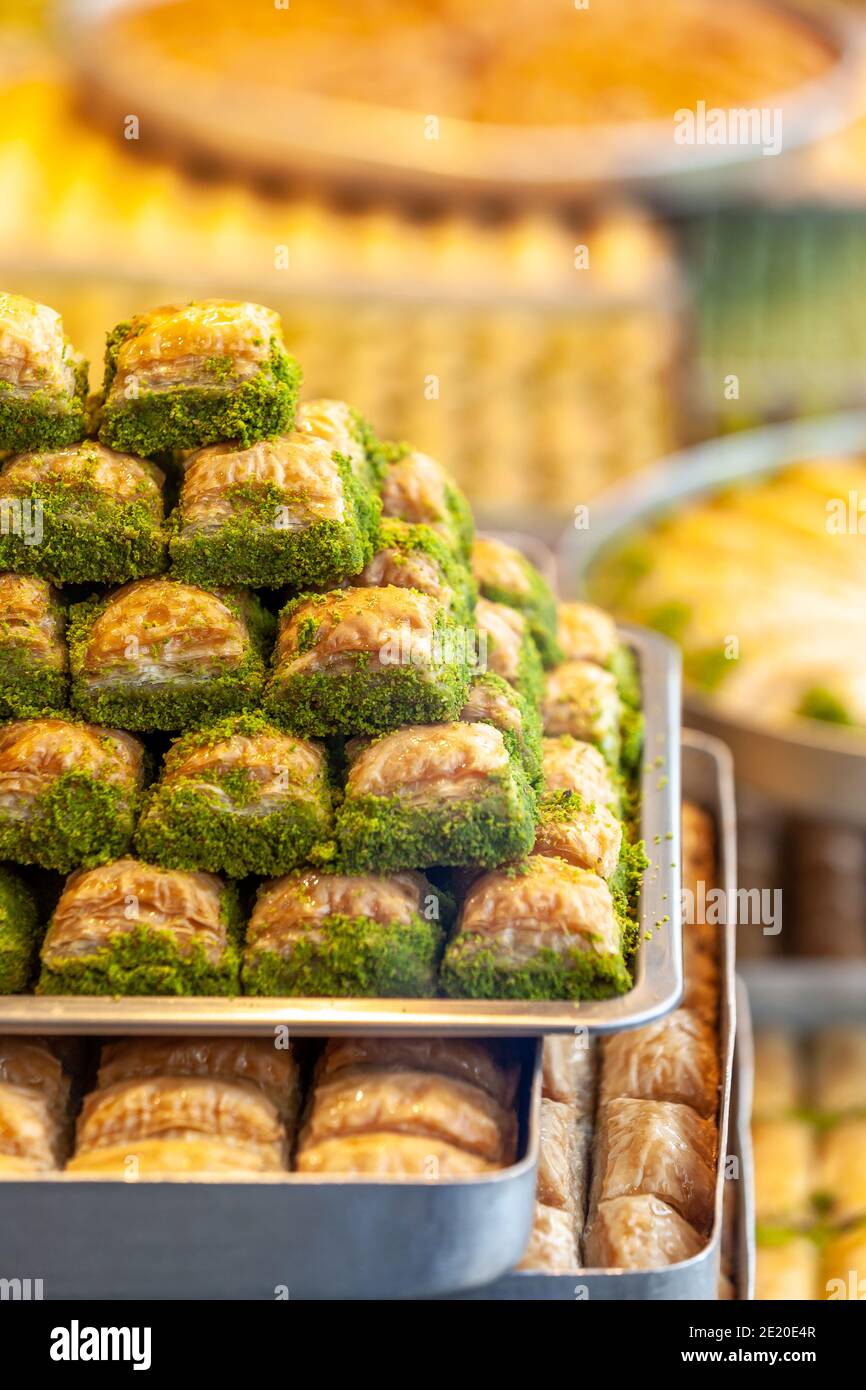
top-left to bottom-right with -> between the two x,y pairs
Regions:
752,1031 -> 800,1119
459,671 -> 542,788
0,441 -> 166,584
0,1078 -> 65,1173
542,1035 -> 597,1115
474,597 -> 543,708
589,1097 -> 717,1234
67,1074 -> 288,1175
314,1037 -> 520,1111
295,397 -> 384,492
335,721 -> 536,874
584,1195 -> 705,1270
0,574 -> 68,718
379,443 -> 473,561
681,801 -> 716,899
167,430 -> 378,589
296,1038 -> 517,1177
0,293 -> 87,453
242,869 -> 449,997
533,788 -> 622,880
98,299 -> 300,457
68,578 -> 271,732
358,518 -> 477,626
542,660 -> 622,764
536,1098 -> 591,1217
135,714 -> 333,877
752,1118 -> 815,1226
0,868 -> 39,994
0,1037 -> 71,1120
472,536 -> 560,667
96,1036 -> 300,1127
599,1009 -> 719,1120
0,719 -> 145,872
441,854 -> 629,1000
557,601 -> 618,667
265,586 -> 472,738
541,735 -> 619,811
37,858 -> 242,996
756,1236 -> 820,1302
816,1119 -> 866,1225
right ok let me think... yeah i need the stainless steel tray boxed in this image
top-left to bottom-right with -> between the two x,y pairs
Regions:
445,730 -> 739,1299
731,977 -> 756,1301
0,1039 -> 540,1301
0,627 -> 682,1037
559,410 -> 866,825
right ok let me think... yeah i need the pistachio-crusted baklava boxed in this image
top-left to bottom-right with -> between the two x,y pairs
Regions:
441,854 -> 629,1000
0,574 -> 68,717
542,659 -> 622,764
0,293 -> 87,453
379,443 -> 474,560
265,585 -> 472,737
474,597 -> 543,709
98,299 -> 300,456
0,718 -> 145,871
68,578 -> 271,732
336,721 -> 536,873
0,868 -> 40,993
167,431 -> 379,589
242,869 -> 449,997
472,536 -> 560,667
295,397 -> 385,492
0,441 -> 166,584
533,790 -> 622,880
37,858 -> 242,996
358,518 -> 477,626
556,601 -> 619,667
135,715 -> 333,877
459,671 -> 543,788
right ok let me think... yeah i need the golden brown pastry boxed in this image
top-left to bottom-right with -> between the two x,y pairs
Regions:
752,1031 -> 801,1119
816,1119 -> 866,1225
516,1202 -> 578,1273
599,1009 -> 720,1120
97,1038 -> 300,1124
556,601 -> 617,666
585,1195 -> 704,1269
756,1239 -> 819,1301
295,1133 -> 497,1177
542,1035 -> 596,1115
591,1097 -> 717,1233
316,1037 -> 519,1110
541,735 -> 618,809
752,1119 -> 816,1225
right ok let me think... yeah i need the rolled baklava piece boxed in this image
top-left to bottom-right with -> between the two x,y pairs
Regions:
314,1037 -> 520,1110
534,792 -> 622,880
37,858 -> 242,996
441,854 -> 630,1000
599,1010 -> 720,1120
542,1035 -> 597,1116
474,597 -> 543,708
556,601 -> 618,667
516,1203 -> 578,1273
295,397 -> 384,491
542,735 -> 619,811
358,518 -> 477,626
460,671 -> 542,788
336,722 -> 536,873
266,586 -> 472,738
0,1037 -> 71,1120
681,801 -> 716,899
0,292 -> 87,452
0,441 -> 165,584
135,715 -> 333,877
537,1098 -> 590,1218
97,1036 -> 300,1129
242,869 -> 448,997
69,578 -> 271,732
590,1097 -> 717,1234
296,1061 -> 517,1176
681,938 -> 720,1023
816,1119 -> 866,1224
752,1031 -> 801,1119
543,660 -> 622,764
821,1226 -> 866,1301
0,1079 -> 65,1173
380,443 -> 474,560
99,299 -> 300,456
0,574 -> 68,717
752,1119 -> 815,1225
168,431 -> 378,589
472,536 -> 560,667
0,868 -> 39,993
756,1237 -> 819,1301
811,1027 -> 866,1116
67,1075 -> 288,1175
585,1195 -> 705,1270
0,719 -> 145,871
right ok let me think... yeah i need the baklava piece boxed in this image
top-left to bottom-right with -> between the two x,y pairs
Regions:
537,1097 -> 590,1215
599,1009 -> 720,1120
314,1037 -> 519,1110
335,722 -> 536,873
134,715 -> 333,877
0,868 -> 39,993
68,578 -> 271,732
756,1238 -> 819,1301
542,735 -> 620,811
475,597 -> 543,709
265,586 -> 472,738
296,397 -> 385,492
590,1097 -> 717,1234
811,1027 -> 866,1116
380,442 -> 474,561
0,293 -> 87,452
99,300 -> 300,456
358,518 -> 477,626
822,1226 -> 866,1301
67,1075 -> 288,1175
542,1034 -> 597,1115
0,719 -> 145,871
167,431 -> 378,589
0,442 -> 166,584
534,791 -> 622,880
681,800 -> 716,898
460,671 -> 543,788
557,601 -> 618,667
0,574 -> 68,717
752,1031 -> 801,1119
441,854 -> 630,1000
585,1195 -> 704,1270
0,1079 -> 64,1173
37,858 -> 242,996
816,1119 -> 866,1225
516,1203 -> 578,1273
0,1037 -> 71,1120
472,536 -> 560,667
543,660 -> 622,765
243,869 -> 449,997
752,1118 -> 815,1226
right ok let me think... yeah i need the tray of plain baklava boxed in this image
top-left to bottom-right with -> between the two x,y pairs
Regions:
447,731 -> 741,1299
0,292 -> 681,1035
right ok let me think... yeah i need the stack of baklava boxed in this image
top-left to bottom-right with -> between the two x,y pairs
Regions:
753,1026 -> 866,1300
0,291 -> 646,1005
0,1036 -> 73,1173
